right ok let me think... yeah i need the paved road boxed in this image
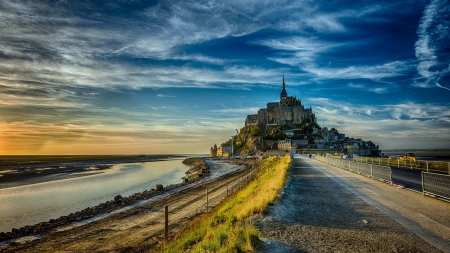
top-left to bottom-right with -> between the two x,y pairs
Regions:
258,156 -> 450,252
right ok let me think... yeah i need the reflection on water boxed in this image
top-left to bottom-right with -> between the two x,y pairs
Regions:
0,159 -> 188,233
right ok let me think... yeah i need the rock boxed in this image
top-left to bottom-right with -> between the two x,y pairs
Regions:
25,226 -> 34,234
114,195 -> 124,204
68,213 -> 76,221
155,184 -> 164,191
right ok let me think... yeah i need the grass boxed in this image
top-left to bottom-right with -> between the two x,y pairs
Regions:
164,155 -> 292,253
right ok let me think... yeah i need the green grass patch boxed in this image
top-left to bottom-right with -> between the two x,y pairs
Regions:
165,155 -> 292,252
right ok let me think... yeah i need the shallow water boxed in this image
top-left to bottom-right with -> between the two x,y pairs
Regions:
0,159 -> 188,233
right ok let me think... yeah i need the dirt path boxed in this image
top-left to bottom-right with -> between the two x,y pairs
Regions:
256,156 -> 449,253
1,160 -> 257,253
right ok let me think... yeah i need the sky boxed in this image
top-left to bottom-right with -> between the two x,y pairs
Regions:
0,0 -> 449,155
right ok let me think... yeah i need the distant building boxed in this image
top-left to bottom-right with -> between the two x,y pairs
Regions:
210,144 -> 217,158
217,143 -> 231,157
278,139 -> 296,153
245,75 -> 316,133
292,139 -> 309,148
210,143 -> 232,158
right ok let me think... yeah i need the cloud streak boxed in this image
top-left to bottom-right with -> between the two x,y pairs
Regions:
414,0 -> 450,90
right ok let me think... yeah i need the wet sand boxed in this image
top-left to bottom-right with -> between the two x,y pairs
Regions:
0,155 -> 186,189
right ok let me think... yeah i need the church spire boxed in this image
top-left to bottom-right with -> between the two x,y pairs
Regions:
280,73 -> 287,97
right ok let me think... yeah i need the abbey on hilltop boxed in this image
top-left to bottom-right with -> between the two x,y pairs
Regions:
245,75 -> 316,131
209,74 -> 380,158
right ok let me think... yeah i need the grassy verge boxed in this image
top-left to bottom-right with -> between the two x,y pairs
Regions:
164,155 -> 292,252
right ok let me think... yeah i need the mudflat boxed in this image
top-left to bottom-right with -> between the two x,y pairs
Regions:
0,155 -> 183,189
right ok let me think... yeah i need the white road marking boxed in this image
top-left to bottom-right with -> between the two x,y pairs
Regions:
418,213 -> 450,230
362,187 -> 379,195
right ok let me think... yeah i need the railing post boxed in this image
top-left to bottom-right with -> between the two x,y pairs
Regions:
370,164 -> 373,178
421,171 -> 425,195
206,188 -> 209,213
165,205 -> 169,242
390,168 -> 392,185
358,162 -> 360,174
387,158 -> 389,166
398,159 -> 399,168
426,161 -> 428,172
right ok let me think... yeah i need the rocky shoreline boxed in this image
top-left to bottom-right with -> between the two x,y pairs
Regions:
0,157 -> 210,244
182,158 -> 209,181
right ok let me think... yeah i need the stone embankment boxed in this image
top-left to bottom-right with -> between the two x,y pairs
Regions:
0,158 -> 210,243
183,158 -> 209,181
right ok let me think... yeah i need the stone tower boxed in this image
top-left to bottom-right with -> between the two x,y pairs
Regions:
210,144 -> 217,158
280,74 -> 289,107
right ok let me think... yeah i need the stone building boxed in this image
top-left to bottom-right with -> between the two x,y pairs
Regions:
210,143 -> 231,158
278,139 -> 293,152
210,144 -> 217,158
246,75 -> 316,132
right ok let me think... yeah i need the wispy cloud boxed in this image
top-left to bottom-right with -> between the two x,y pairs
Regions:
212,107 -> 261,114
309,98 -> 450,149
414,0 -> 450,90
157,94 -> 177,98
303,60 -> 415,80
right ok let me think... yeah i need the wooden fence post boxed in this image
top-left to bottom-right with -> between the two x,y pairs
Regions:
164,205 -> 168,242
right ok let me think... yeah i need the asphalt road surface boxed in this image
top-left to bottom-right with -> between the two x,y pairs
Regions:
257,155 -> 450,253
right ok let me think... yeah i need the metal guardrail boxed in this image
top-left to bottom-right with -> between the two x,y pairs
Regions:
352,156 -> 450,175
359,163 -> 372,177
316,156 -> 450,201
422,172 -> 450,200
316,156 -> 392,184
372,165 -> 392,182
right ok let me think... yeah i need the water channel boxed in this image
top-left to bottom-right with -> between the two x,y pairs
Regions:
0,159 -> 189,233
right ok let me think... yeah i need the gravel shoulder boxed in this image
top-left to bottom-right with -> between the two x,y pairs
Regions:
256,156 -> 449,253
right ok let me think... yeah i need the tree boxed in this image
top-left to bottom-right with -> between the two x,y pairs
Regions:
330,127 -> 339,135
249,126 -> 262,136
239,137 -> 257,156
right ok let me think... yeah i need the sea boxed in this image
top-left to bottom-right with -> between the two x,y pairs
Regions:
0,157 -> 195,233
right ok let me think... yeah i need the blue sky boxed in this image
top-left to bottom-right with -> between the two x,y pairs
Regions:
0,0 -> 449,154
